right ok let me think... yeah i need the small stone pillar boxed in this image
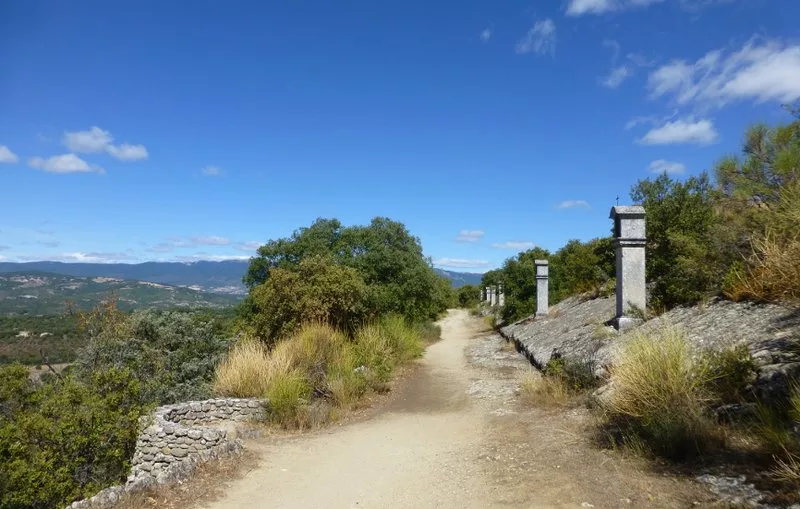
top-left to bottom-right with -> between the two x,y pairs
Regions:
498,285 -> 505,307
490,286 -> 497,306
485,286 -> 491,304
610,206 -> 646,330
535,260 -> 549,316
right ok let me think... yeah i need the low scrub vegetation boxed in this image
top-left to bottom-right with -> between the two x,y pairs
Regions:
520,356 -> 601,408
483,115 -> 800,317
214,316 -> 431,428
0,364 -> 148,509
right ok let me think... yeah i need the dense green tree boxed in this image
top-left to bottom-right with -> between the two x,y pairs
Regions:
244,217 -> 450,328
456,285 -> 480,308
630,172 -> 725,309
244,256 -> 370,343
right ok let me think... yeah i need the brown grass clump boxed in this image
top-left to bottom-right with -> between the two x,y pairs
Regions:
601,327 -> 723,460
213,337 -> 270,397
213,317 -> 427,429
519,372 -> 573,408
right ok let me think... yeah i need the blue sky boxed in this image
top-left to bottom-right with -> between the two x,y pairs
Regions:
1,0 -> 798,273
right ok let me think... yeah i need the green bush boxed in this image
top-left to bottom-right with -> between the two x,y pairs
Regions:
76,306 -> 230,405
456,285 -> 481,308
542,355 -> 599,392
243,256 -> 369,343
243,217 -> 452,329
698,343 -> 757,404
0,365 -> 148,509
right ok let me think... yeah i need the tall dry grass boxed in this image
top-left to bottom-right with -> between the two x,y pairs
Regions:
601,327 -> 723,460
213,316 -> 429,428
729,181 -> 800,303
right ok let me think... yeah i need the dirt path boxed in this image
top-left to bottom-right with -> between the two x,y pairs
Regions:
200,310 -> 718,509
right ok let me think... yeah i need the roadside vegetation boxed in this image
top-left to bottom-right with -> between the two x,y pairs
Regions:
482,110 -> 800,321
1,216 -> 451,509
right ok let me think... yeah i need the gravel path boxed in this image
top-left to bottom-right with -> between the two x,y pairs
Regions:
199,310 -> 718,509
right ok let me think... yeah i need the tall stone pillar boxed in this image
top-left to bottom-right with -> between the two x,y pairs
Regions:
490,286 -> 497,306
498,284 -> 505,307
610,206 -> 647,330
485,286 -> 491,304
535,260 -> 549,316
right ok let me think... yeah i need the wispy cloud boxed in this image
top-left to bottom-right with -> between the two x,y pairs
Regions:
28,154 -> 105,174
455,230 -> 485,243
201,165 -> 223,177
0,245 -> 9,252
567,0 -> 665,16
171,254 -> 251,262
480,27 -> 492,43
45,251 -> 137,263
515,19 -> 556,56
147,235 -> 231,253
235,241 -> 262,252
556,200 -> 591,210
63,126 -> 148,162
0,145 -> 19,164
36,240 -> 61,248
639,118 -> 718,145
432,258 -> 490,269
491,241 -> 536,250
648,38 -> 800,108
600,66 -> 632,89
190,236 -> 230,246
649,159 -> 687,175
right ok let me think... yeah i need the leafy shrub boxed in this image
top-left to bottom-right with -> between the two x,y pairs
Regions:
542,355 -> 599,392
243,256 -> 369,343
698,343 -> 757,403
77,306 -> 230,405
244,217 -> 453,327
0,365 -> 148,509
602,327 -> 722,460
456,285 -> 481,308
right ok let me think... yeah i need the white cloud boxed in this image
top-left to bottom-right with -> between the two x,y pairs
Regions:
28,154 -> 105,174
63,127 -> 113,153
62,126 -> 148,162
600,66 -> 632,88
172,254 -> 251,263
515,19 -> 556,56
648,38 -> 800,108
147,235 -> 232,252
455,230 -> 485,243
556,200 -> 591,210
190,236 -> 230,246
648,159 -> 687,175
480,28 -> 492,43
55,252 -> 136,263
639,118 -> 718,145
0,145 -> 19,164
432,258 -> 490,269
106,143 -> 148,162
201,166 -> 223,177
491,241 -> 536,250
235,241 -> 261,252
567,0 -> 665,16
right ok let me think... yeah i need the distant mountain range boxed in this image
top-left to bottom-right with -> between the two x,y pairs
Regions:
0,261 -> 484,292
0,272 -> 240,315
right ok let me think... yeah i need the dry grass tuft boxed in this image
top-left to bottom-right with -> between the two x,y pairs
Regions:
519,372 -> 573,408
213,337 -> 270,397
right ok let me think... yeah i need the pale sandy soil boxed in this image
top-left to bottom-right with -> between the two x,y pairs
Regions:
193,310 -> 719,509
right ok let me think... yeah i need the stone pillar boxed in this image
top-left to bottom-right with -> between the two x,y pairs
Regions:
535,260 -> 549,316
498,284 -> 505,307
485,286 -> 491,304
610,206 -> 646,330
489,286 -> 496,306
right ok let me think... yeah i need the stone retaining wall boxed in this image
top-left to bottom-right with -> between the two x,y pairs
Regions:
66,398 -> 265,509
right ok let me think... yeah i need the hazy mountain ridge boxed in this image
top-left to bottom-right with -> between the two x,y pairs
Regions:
0,261 -> 483,292
0,271 -> 240,315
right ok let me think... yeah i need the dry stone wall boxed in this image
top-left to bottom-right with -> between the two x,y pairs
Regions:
500,295 -> 800,402
66,398 -> 265,509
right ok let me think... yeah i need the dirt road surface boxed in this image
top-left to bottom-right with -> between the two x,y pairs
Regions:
200,310 -> 717,509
